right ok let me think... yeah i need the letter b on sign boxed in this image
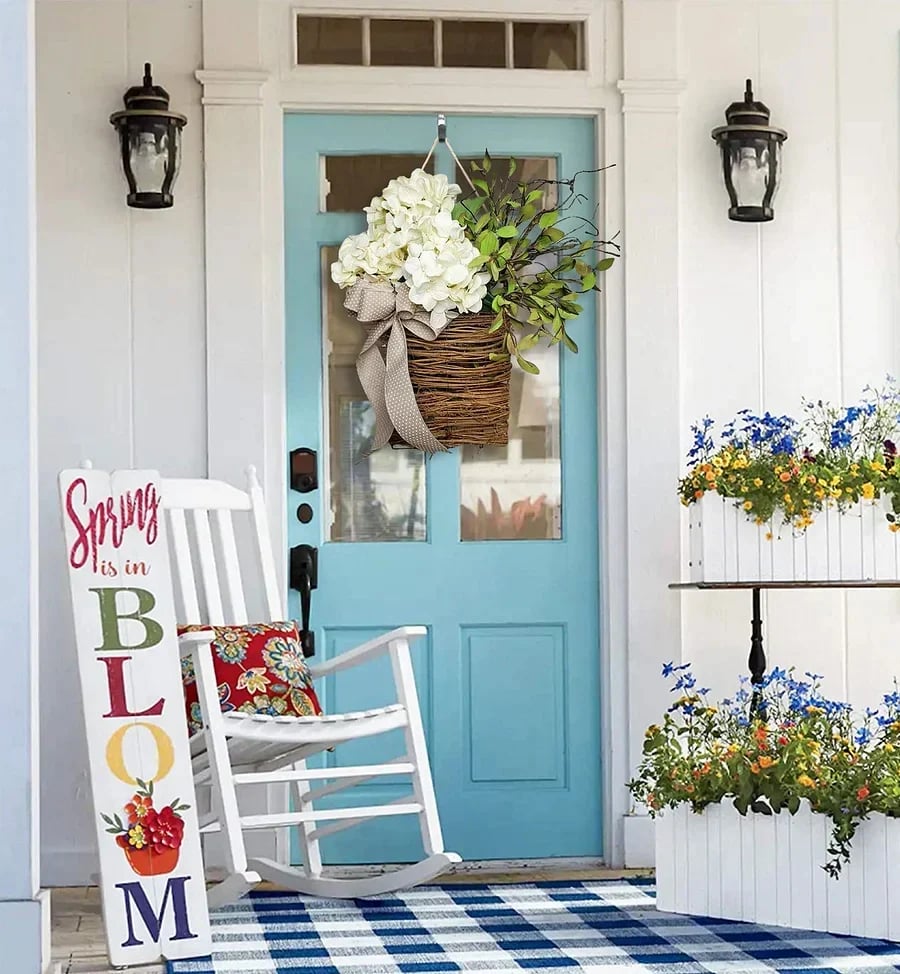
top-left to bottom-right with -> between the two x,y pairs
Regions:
89,587 -> 164,651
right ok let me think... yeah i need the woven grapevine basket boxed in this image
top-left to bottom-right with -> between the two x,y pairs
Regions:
390,312 -> 511,448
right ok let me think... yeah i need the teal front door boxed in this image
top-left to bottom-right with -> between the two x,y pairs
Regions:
284,112 -> 602,864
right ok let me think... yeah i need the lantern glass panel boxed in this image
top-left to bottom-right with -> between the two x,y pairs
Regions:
126,120 -> 180,194
723,135 -> 781,209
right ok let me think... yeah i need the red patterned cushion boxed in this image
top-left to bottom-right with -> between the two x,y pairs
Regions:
178,621 -> 323,736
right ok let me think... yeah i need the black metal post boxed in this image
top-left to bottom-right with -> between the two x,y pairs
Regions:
748,586 -> 766,716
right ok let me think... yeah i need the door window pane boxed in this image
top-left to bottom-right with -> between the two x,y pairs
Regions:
513,21 -> 583,70
370,19 -> 434,66
460,345 -> 561,542
297,17 -> 363,65
456,155 -> 562,541
323,246 -> 426,542
455,156 -> 558,210
323,154 -> 432,212
442,20 -> 506,68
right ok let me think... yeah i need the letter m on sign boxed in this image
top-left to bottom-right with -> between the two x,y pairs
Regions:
58,467 -> 211,966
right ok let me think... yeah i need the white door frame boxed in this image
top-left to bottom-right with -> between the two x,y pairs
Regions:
197,0 -> 684,868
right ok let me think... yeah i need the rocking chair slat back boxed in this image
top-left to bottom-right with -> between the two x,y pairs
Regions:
162,470 -> 283,627
192,508 -> 226,624
168,507 -> 202,622
215,508 -> 249,623
249,476 -> 285,620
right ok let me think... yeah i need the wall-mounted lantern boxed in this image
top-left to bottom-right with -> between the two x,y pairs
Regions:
110,63 -> 187,209
711,80 -> 787,223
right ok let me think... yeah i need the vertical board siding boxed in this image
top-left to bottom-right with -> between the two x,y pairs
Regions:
677,0 -> 900,753
36,0 -> 205,885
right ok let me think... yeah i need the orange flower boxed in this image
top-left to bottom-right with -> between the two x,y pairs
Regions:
125,794 -> 152,822
758,755 -> 776,769
779,471 -> 792,482
749,761 -> 761,775
857,785 -> 870,801
777,735 -> 789,746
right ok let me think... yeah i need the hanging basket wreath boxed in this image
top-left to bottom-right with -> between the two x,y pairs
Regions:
330,149 -> 619,452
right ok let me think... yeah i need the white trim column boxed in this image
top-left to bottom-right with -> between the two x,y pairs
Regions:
618,0 -> 685,867
197,0 -> 287,865
0,0 -> 49,970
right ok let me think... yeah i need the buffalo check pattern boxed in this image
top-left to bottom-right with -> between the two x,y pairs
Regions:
167,880 -> 900,974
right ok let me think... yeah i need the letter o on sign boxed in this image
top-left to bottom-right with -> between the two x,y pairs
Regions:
105,722 -> 175,786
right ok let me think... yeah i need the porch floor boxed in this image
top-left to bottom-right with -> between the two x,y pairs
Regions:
52,868 -> 649,973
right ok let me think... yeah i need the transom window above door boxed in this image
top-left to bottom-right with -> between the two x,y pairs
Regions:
295,15 -> 585,70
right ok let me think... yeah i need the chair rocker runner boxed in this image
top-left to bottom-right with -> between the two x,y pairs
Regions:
162,468 -> 460,908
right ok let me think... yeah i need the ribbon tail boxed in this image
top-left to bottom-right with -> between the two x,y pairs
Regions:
384,322 -> 447,453
355,343 -> 395,451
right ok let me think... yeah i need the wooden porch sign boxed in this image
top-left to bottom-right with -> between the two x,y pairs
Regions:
58,468 -> 211,967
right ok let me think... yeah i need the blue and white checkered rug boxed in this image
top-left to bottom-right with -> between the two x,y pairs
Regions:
166,879 -> 900,973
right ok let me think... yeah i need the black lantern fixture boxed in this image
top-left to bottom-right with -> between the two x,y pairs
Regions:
110,63 -> 187,209
711,80 -> 787,223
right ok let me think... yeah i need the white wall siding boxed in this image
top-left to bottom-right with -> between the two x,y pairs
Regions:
36,0 -> 205,885
677,0 -> 900,713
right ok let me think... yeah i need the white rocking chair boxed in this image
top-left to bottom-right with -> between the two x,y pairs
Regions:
161,468 -> 460,908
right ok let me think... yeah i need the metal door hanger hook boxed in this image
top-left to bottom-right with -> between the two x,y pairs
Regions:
437,113 -> 447,143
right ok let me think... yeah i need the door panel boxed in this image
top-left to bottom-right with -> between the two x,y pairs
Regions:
284,113 -> 602,863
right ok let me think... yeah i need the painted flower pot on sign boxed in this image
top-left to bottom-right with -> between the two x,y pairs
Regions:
123,844 -> 180,877
655,802 -> 900,941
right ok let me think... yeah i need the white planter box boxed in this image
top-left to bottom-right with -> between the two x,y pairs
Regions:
656,801 -> 900,940
688,492 -> 900,582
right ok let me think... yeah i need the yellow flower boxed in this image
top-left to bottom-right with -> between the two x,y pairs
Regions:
753,478 -> 763,488
886,743 -> 895,753
862,483 -> 875,500
891,523 -> 900,534
765,531 -> 773,541
743,500 -> 753,511
128,825 -> 146,849
797,774 -> 816,788
805,705 -> 824,715
871,460 -> 885,472
645,724 -> 660,737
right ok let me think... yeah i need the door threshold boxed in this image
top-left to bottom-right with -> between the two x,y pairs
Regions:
317,857 -> 650,883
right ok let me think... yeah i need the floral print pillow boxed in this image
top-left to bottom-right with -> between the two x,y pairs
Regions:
178,621 -> 323,737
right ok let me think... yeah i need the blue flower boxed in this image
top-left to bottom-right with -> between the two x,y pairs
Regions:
855,726 -> 871,746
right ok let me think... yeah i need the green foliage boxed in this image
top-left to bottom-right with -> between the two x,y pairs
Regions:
453,153 -> 619,373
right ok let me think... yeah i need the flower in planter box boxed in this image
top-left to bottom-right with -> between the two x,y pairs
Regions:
679,378 -> 900,530
629,662 -> 900,876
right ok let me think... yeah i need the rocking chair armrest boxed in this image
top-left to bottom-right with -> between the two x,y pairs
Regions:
307,625 -> 427,679
177,630 -> 215,659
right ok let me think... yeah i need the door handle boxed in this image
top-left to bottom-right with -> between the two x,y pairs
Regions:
289,544 -> 318,657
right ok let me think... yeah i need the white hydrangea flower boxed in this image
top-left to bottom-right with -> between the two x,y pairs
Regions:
334,168 -> 489,320
330,232 -> 369,287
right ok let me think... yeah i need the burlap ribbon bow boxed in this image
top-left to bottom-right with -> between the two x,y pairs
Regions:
345,281 -> 452,453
